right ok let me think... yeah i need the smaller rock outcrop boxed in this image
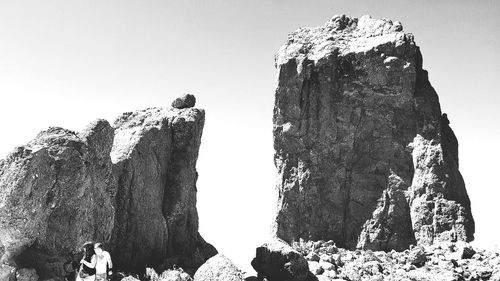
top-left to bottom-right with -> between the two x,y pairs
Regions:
0,120 -> 116,278
251,240 -> 313,281
0,94 -> 216,279
172,94 -> 196,109
193,254 -> 244,281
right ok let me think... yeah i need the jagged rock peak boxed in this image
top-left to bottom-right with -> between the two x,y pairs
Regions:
278,15 -> 411,66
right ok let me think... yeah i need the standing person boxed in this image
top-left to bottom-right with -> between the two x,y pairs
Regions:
94,243 -> 113,281
77,242 -> 97,281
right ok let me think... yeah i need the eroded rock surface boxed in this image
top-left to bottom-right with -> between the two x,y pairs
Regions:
0,96 -> 216,279
110,106 -> 216,273
0,120 -> 116,278
273,14 -> 474,250
172,94 -> 196,109
251,239 -> 313,281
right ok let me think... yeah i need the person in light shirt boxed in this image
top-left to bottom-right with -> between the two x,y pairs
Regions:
93,243 -> 113,281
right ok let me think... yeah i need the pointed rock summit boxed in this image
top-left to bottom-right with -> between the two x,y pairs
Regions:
272,15 -> 474,251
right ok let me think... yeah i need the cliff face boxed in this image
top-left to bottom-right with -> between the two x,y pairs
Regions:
0,120 -> 116,278
272,15 -> 474,250
110,106 -> 216,273
0,97 -> 216,279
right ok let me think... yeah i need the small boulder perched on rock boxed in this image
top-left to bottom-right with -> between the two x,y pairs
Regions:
194,254 -> 244,281
251,240 -> 311,281
172,94 -> 196,109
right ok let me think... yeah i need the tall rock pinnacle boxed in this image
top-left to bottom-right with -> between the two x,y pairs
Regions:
272,15 -> 474,250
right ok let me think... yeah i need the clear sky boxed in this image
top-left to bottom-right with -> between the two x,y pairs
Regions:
0,0 -> 499,274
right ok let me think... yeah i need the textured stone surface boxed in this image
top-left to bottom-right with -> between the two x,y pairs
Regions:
0,264 -> 16,281
193,254 -> 244,281
172,94 -> 196,109
0,120 -> 116,278
251,239 -> 312,281
16,268 -> 39,281
110,106 -> 216,273
272,14 -> 474,250
146,267 -> 193,281
0,97 -> 216,278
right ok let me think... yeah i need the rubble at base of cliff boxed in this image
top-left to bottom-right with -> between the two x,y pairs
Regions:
114,240 -> 500,281
248,240 -> 500,281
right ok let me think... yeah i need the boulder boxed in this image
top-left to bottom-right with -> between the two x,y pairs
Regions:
272,14 -> 474,251
251,240 -> 310,281
460,245 -> 476,259
193,254 -> 244,281
172,94 -> 196,109
407,246 -> 427,267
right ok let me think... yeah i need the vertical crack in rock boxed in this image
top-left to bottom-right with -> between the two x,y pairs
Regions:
110,107 -> 216,275
272,14 -> 474,251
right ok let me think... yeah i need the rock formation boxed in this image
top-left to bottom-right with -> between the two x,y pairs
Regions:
251,240 -> 312,281
110,106 -> 216,273
0,96 -> 216,279
272,15 -> 474,251
0,120 -> 116,278
172,94 -> 197,109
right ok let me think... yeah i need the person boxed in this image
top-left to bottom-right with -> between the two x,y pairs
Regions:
94,243 -> 113,281
77,242 -> 97,281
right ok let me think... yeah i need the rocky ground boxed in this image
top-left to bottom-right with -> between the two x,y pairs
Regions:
113,240 -> 500,281
292,240 -> 500,281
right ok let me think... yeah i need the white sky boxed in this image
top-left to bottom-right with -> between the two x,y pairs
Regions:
0,0 -> 499,274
